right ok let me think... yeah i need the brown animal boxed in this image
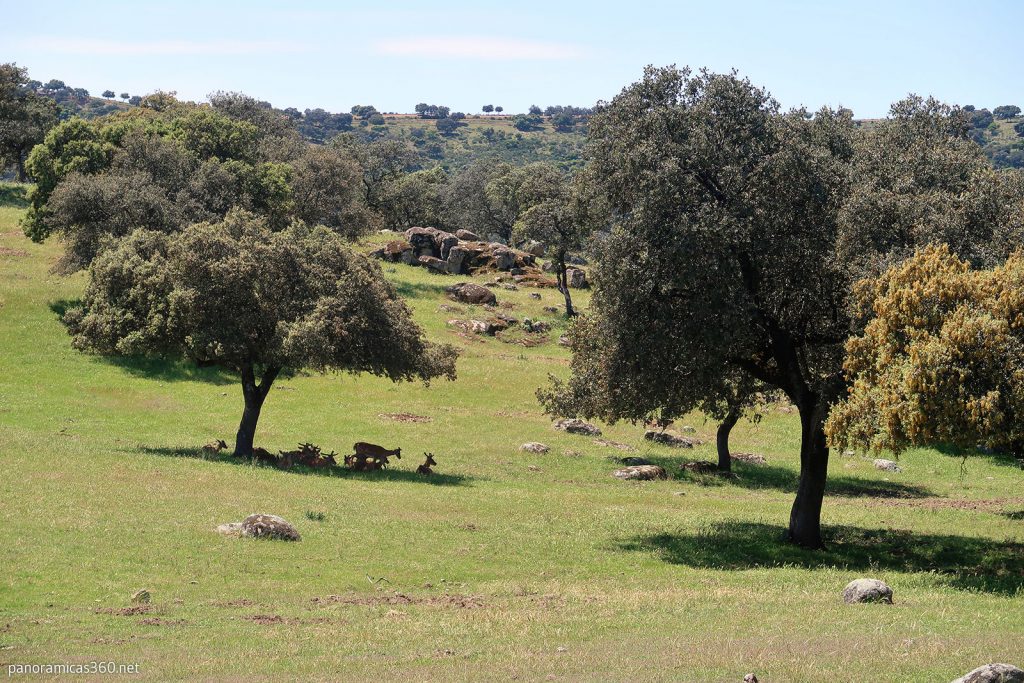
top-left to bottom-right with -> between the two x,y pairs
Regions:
251,447 -> 277,466
417,452 -> 437,475
645,417 -> 674,431
279,442 -> 337,469
202,439 -> 228,454
353,442 -> 401,460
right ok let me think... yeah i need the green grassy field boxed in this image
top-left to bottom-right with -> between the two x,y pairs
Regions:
1,185 -> 1022,681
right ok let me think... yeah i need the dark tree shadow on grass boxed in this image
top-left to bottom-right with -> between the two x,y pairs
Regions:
393,281 -> 449,299
136,446 -> 473,486
649,456 -> 933,499
617,521 -> 1024,595
49,298 -> 236,385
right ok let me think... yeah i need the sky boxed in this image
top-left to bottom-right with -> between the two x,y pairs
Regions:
3,0 -> 1021,118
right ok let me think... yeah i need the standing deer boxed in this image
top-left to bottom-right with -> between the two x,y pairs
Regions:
417,453 -> 437,475
353,442 -> 401,460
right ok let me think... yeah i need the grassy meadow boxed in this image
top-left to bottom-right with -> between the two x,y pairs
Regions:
0,184 -> 1022,681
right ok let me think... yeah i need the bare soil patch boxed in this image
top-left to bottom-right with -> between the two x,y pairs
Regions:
311,592 -> 485,609
379,412 -> 432,424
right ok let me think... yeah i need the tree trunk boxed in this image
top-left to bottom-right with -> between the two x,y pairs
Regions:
556,250 -> 575,317
787,399 -> 830,548
716,405 -> 741,472
233,364 -> 281,457
16,153 -> 27,183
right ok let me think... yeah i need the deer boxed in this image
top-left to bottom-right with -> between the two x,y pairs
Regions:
353,442 -> 401,460
202,439 -> 228,454
417,452 -> 437,476
251,447 -> 278,466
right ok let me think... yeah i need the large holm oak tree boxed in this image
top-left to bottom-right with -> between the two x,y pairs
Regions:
540,67 -> 1024,548
64,209 -> 458,456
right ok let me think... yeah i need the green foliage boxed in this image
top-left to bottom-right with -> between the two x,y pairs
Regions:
828,244 -> 1024,456
67,209 -> 457,380
993,105 -> 1021,120
0,63 -> 59,181
512,114 -> 543,132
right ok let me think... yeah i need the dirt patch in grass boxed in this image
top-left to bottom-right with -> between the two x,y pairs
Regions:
211,598 -> 257,608
379,412 -> 432,424
139,617 -> 188,626
0,246 -> 29,257
95,605 -> 151,616
311,592 -> 485,609
244,614 -> 335,625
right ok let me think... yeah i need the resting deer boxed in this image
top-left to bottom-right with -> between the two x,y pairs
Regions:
202,439 -> 228,454
417,452 -> 437,476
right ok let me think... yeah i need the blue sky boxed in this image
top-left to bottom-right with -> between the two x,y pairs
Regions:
3,0 -> 1021,117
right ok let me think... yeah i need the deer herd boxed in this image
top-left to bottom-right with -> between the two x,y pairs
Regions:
201,439 -> 437,475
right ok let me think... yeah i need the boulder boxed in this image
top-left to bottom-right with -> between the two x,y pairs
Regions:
613,465 -> 668,481
405,227 -> 443,257
131,589 -> 151,604
487,233 -> 507,245
523,240 -> 545,256
216,522 -> 243,537
566,267 -> 588,289
594,438 -> 637,452
732,452 -> 767,465
529,292 -> 542,300
842,578 -> 893,604
446,245 -> 470,274
455,229 -> 480,241
240,513 -> 301,541
873,458 -> 902,472
418,255 -> 449,274
553,418 -> 602,436
520,442 -> 550,454
446,282 -> 497,305
952,664 -> 1024,683
619,456 -> 654,466
645,430 -> 695,448
492,247 -> 516,271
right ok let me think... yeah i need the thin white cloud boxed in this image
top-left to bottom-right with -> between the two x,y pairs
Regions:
22,37 -> 308,56
374,36 -> 587,61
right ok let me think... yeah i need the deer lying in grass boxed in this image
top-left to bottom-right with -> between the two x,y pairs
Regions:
279,442 -> 337,469
417,452 -> 437,475
202,439 -> 228,454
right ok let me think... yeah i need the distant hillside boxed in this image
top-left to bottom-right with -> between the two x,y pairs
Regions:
36,78 -> 1021,170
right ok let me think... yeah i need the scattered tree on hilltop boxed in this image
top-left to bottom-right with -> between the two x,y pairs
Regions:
64,210 -> 458,456
102,90 -> 115,99
993,105 -> 1021,120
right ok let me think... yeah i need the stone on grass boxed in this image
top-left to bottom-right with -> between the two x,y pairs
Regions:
131,589 -> 151,604
613,465 -> 668,481
731,452 -> 768,465
520,442 -> 550,454
553,418 -> 602,436
873,458 -> 902,472
594,438 -> 636,452
952,663 -> 1024,683
240,513 -> 301,541
842,578 -> 893,604
445,282 -> 497,306
645,430 -> 695,448
216,522 -> 243,537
